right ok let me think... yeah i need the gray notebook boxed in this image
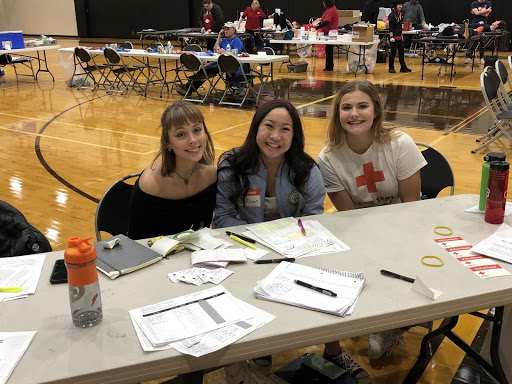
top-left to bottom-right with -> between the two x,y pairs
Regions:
94,234 -> 163,279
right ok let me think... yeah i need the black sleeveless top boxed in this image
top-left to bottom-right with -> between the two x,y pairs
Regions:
128,176 -> 217,240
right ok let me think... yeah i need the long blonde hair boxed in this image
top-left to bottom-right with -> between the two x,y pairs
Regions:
326,80 -> 398,149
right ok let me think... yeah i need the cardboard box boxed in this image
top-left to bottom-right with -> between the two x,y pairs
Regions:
352,25 -> 375,42
338,10 -> 360,26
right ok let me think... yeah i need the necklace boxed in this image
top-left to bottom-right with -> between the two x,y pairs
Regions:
174,163 -> 198,185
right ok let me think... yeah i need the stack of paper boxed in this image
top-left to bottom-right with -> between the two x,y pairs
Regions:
245,218 -> 350,258
0,255 -> 45,302
0,331 -> 37,384
472,223 -> 512,264
129,285 -> 275,356
254,262 -> 365,317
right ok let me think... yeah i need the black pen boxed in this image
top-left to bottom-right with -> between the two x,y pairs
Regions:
380,269 -> 415,283
255,258 -> 295,264
225,231 -> 256,244
294,280 -> 337,297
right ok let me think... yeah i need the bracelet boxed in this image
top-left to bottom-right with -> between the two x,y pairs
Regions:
421,255 -> 444,267
434,226 -> 453,236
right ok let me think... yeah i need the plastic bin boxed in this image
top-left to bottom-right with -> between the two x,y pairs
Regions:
287,61 -> 308,73
0,31 -> 24,50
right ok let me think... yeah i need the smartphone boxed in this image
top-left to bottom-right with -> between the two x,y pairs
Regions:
50,259 -> 68,284
301,353 -> 345,380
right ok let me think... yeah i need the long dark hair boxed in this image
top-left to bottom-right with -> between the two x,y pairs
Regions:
218,100 -> 317,205
153,102 -> 215,176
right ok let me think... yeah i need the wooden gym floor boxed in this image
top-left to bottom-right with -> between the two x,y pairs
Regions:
1,37 -> 511,383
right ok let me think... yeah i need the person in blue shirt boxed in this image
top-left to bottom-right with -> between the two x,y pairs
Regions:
471,0 -> 492,25
176,22 -> 243,96
214,99 -> 325,228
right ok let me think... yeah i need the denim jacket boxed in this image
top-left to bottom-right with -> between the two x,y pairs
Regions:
213,155 -> 325,228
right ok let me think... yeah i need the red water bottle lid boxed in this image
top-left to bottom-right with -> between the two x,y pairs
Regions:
490,161 -> 509,171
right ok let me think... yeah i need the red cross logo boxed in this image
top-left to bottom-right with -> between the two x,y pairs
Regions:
356,162 -> 385,193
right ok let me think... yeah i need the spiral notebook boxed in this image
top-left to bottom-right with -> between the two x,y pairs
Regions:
254,262 -> 365,317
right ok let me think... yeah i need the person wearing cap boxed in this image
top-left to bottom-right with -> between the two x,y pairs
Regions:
239,0 -> 266,54
313,0 -> 339,72
388,0 -> 412,73
176,22 -> 243,96
199,0 -> 224,51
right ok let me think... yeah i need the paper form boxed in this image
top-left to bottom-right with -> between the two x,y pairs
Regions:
0,331 -> 37,384
130,297 -> 275,356
0,255 -> 45,302
129,285 -> 253,346
246,218 -> 350,258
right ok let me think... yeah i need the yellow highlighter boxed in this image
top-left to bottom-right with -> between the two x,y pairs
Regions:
229,235 -> 257,250
0,287 -> 22,293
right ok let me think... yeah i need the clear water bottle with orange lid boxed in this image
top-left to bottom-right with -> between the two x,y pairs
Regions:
64,237 -> 103,327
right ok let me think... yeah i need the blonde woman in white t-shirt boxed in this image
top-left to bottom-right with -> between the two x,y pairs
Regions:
318,80 -> 426,367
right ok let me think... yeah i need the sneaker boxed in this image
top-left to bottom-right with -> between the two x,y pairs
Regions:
465,58 -> 472,65
388,68 -> 396,73
480,58 -> 485,65
175,84 -> 188,96
368,330 -> 404,361
323,67 -> 334,72
400,67 -> 412,73
323,348 -> 371,384
224,361 -> 275,384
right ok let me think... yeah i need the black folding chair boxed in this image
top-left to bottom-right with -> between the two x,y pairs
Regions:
217,54 -> 257,107
71,47 -> 107,91
103,47 -> 144,95
0,53 -> 35,81
95,173 -> 141,241
179,53 -> 217,103
416,143 -> 455,199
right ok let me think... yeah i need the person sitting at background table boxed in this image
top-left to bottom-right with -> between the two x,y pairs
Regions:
239,0 -> 266,54
176,22 -> 243,96
317,80 -> 426,363
199,0 -> 224,51
313,0 -> 339,72
127,102 -> 216,242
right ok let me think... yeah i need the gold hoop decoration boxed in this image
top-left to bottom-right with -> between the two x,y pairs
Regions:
434,226 -> 453,236
421,256 -> 444,267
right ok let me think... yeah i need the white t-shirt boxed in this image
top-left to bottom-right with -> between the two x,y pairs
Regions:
318,133 -> 427,209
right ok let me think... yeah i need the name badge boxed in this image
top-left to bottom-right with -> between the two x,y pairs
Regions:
243,188 -> 261,207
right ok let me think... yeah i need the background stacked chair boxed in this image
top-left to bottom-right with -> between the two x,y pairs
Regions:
472,66 -> 512,153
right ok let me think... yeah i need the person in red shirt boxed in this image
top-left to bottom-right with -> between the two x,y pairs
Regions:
238,0 -> 266,53
314,0 -> 339,71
